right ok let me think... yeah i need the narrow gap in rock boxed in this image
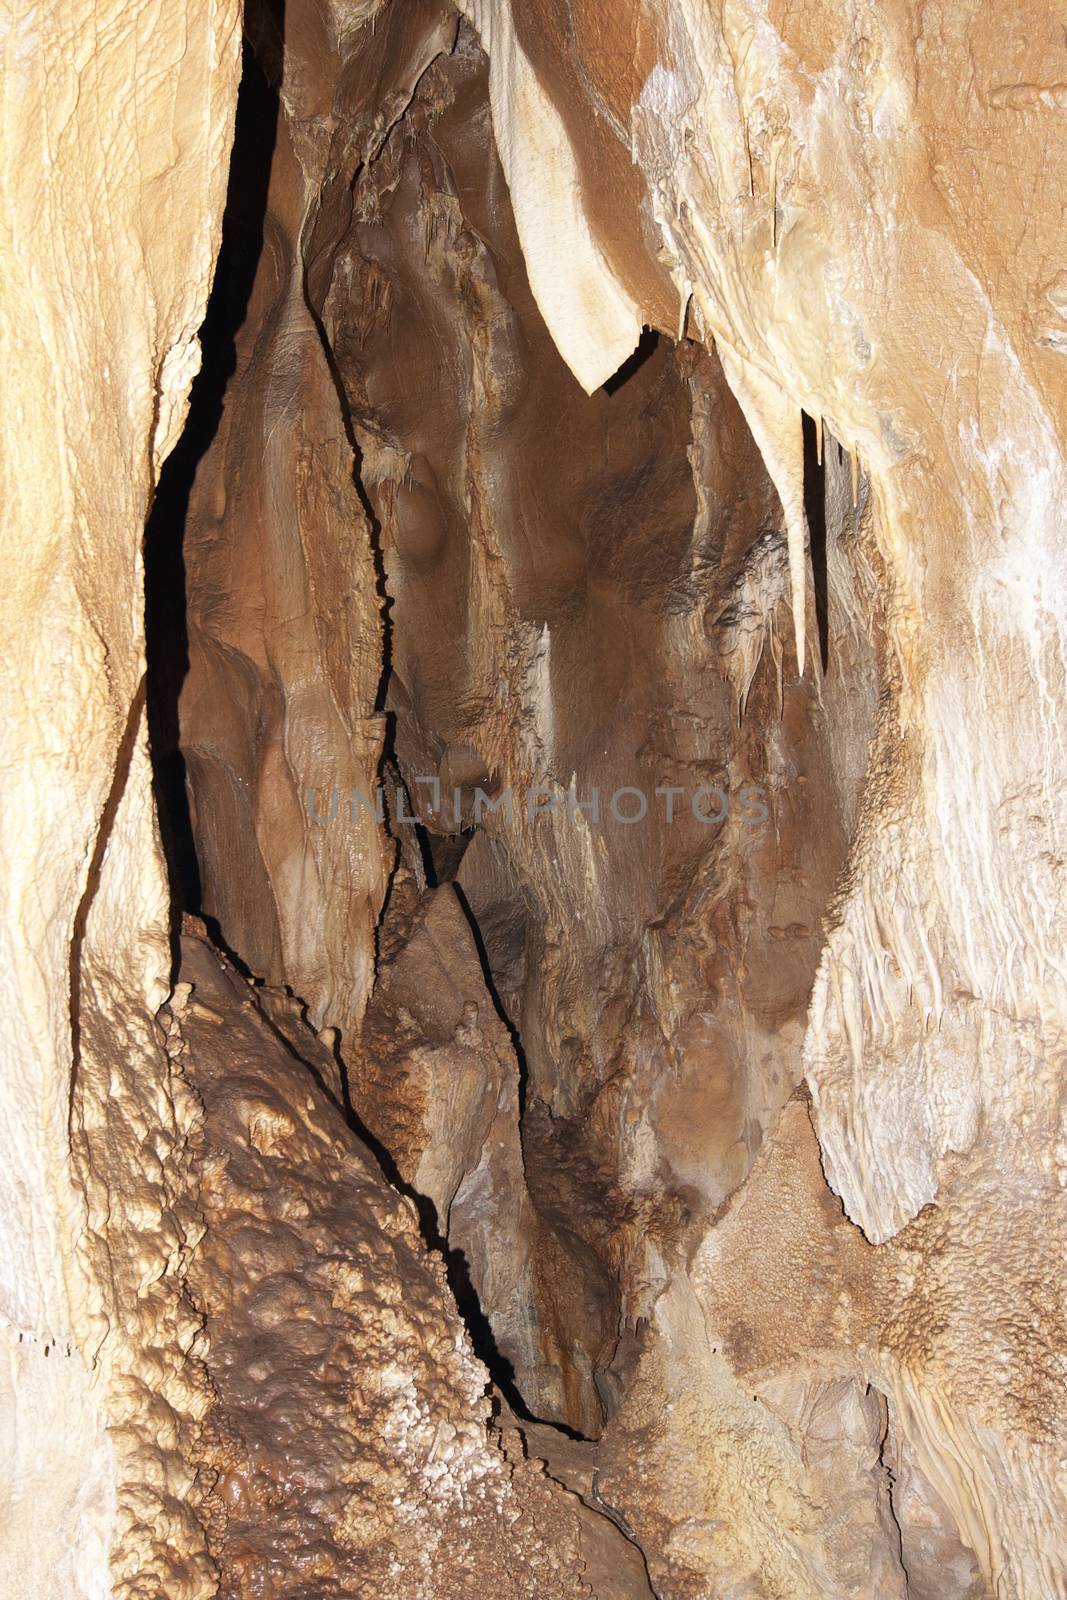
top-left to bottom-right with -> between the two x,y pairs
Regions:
453,880 -> 530,1121
602,326 -> 660,395
144,25 -> 280,941
802,409 -> 830,672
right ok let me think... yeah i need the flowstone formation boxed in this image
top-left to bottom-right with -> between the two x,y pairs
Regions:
1,0 -> 1064,1596
169,922 -> 651,1599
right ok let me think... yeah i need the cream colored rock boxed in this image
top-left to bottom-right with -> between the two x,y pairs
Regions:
0,1 -> 241,1592
458,0 -> 644,392
427,2 -> 1067,1592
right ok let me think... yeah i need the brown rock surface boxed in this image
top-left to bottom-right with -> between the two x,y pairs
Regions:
310,26 -> 847,1439
155,2 -> 1067,1592
170,923 -> 648,1597
2,0 -> 1065,1595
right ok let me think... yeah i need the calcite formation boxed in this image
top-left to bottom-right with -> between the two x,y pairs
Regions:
170,922 -> 649,1598
1,0 -> 1064,1596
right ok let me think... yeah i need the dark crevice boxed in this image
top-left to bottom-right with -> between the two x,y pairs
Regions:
602,325 -> 660,396
341,1098 -> 567,1432
196,912 -> 257,983
452,880 -> 530,1120
245,937 -> 559,1429
425,827 -> 476,884
69,678 -> 147,1127
384,743 -> 437,888
144,20 -> 282,955
509,1425 -> 660,1595
302,266 -> 395,717
361,747 -> 550,1418
802,409 -> 830,672
875,1385 -> 911,1590
366,756 -> 548,1416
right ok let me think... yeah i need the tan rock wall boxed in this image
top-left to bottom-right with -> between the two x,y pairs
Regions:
453,2 -> 1067,1592
0,2 -> 241,1592
172,923 -> 652,1598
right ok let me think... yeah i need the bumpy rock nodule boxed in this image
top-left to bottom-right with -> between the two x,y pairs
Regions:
168,923 -> 650,1598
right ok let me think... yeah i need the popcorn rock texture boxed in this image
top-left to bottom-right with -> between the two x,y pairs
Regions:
170,925 -> 650,1597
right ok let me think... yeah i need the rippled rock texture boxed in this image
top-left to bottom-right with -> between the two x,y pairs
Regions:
2,0 -> 1065,1595
0,1 -> 241,1592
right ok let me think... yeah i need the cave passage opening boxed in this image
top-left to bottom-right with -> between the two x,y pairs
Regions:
142,0 -> 842,1450
141,7 -> 564,1435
